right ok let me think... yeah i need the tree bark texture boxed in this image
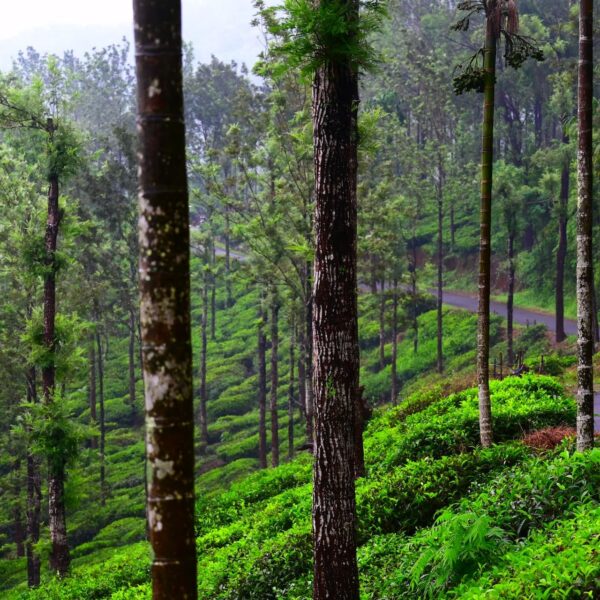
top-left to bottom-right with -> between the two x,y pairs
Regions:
311,1 -> 360,595
476,17 -> 497,449
88,341 -> 98,449
128,308 -> 137,418
391,282 -> 399,405
576,0 -> 594,451
133,1 -> 198,596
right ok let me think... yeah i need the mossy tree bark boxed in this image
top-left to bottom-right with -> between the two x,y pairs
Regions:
133,1 -> 198,596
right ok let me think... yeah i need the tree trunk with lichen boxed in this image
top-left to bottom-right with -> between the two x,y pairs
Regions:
555,130 -> 569,344
311,0 -> 360,595
576,0 -> 594,451
199,264 -> 209,450
133,1 -> 197,596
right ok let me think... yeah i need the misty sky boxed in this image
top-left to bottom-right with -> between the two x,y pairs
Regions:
0,1 -> 265,70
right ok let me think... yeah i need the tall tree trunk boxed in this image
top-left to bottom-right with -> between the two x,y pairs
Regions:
128,308 -> 137,420
43,151 -> 70,577
436,155 -> 444,374
13,463 -> 25,558
555,131 -> 569,343
411,250 -> 418,355
133,1 -> 198,595
258,299 -> 268,469
305,263 -> 315,445
270,295 -> 280,467
211,240 -> 217,340
391,280 -> 399,405
576,0 -> 594,451
477,16 -> 497,448
225,208 -> 232,307
88,341 -> 97,450
311,2 -> 360,594
450,201 -> 456,251
297,327 -> 306,423
199,269 -> 209,449
25,367 -> 41,587
288,326 -> 295,460
96,332 -> 106,505
507,230 -> 515,367
378,277 -> 386,371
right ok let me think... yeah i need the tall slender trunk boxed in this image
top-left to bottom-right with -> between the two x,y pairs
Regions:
43,153 -> 70,577
556,130 -> 569,343
128,308 -> 137,420
13,462 -> 25,557
297,326 -> 306,423
450,201 -> 456,251
199,268 -> 209,449
391,280 -> 399,405
411,246 -> 418,355
576,0 -> 594,451
88,341 -> 97,449
288,326 -> 295,460
378,277 -> 386,371
507,230 -> 515,367
96,332 -> 106,505
258,298 -> 268,469
133,1 -> 198,595
436,155 -> 444,374
211,241 -> 217,340
25,367 -> 41,587
477,17 -> 497,448
305,263 -> 314,445
311,2 -> 360,594
270,296 -> 280,467
225,208 -> 232,307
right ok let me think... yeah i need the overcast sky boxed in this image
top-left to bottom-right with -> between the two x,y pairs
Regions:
0,1 -> 265,70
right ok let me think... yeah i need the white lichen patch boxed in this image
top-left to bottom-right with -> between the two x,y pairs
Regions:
155,458 -> 175,480
148,79 -> 162,98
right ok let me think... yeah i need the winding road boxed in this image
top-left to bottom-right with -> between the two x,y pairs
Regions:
219,244 -> 596,429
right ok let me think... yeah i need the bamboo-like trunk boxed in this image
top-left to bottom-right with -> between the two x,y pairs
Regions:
555,130 -> 569,343
133,1 -> 198,595
258,298 -> 268,469
576,0 -> 594,451
477,17 -> 497,449
270,296 -> 280,467
311,0 -> 360,594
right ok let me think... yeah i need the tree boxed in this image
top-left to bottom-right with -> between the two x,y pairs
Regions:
453,0 -> 543,447
575,0 -> 594,451
132,1 -> 197,597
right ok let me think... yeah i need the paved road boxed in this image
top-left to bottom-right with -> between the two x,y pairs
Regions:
437,289 -> 578,336
222,245 -> 596,424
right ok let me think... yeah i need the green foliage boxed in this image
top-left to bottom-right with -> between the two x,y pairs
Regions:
259,0 -> 387,77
